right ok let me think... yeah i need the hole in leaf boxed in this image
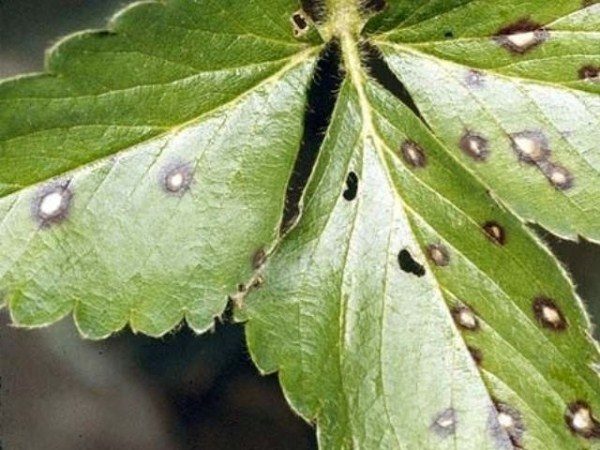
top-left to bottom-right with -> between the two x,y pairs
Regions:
361,42 -> 426,123
291,10 -> 310,37
444,30 -> 454,39
281,42 -> 342,234
398,249 -> 426,277
343,172 -> 359,201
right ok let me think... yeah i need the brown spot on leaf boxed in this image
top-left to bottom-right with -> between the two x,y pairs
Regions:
466,69 -> 485,88
510,130 -> 551,164
452,305 -> 480,331
162,162 -> 194,195
495,18 -> 548,54
494,401 -> 525,447
483,221 -> 506,245
400,140 -> 427,168
460,130 -> 489,161
579,65 -> 600,81
539,162 -> 574,190
427,244 -> 450,267
565,401 -> 600,438
33,181 -> 73,227
533,297 -> 568,331
430,408 -> 457,438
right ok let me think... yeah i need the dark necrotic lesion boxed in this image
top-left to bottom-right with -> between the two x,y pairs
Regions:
397,249 -> 426,277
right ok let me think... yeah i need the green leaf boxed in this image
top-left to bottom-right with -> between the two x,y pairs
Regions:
3,0 -> 600,448
0,0 -> 320,338
241,3 -> 600,448
373,1 -> 600,241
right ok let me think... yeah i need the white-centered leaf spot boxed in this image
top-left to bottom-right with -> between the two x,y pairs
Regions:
33,181 -> 73,226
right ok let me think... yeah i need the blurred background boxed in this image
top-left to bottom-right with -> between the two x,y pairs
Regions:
0,2 -> 599,449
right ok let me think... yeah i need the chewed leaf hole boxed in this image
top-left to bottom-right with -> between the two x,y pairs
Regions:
398,249 -> 425,277
361,0 -> 387,14
343,172 -> 359,201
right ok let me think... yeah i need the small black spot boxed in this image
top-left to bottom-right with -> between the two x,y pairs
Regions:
343,172 -> 359,201
579,65 -> 600,81
532,297 -> 568,331
400,140 -> 427,168
161,161 -> 194,195
492,401 -> 525,448
252,247 -> 267,269
467,346 -> 483,366
483,221 -> 506,245
565,401 -> 600,439
539,162 -> 574,190
451,305 -> 480,331
291,10 -> 311,36
459,130 -> 490,161
292,12 -> 308,30
510,130 -> 551,164
444,30 -> 454,39
427,244 -> 450,267
465,69 -> 485,88
398,249 -> 426,277
32,181 -> 73,227
494,18 -> 548,54
362,0 -> 387,14
430,408 -> 457,438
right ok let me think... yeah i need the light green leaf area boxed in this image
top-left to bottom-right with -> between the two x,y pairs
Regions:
242,71 -> 600,448
373,1 -> 600,241
0,0 -> 320,338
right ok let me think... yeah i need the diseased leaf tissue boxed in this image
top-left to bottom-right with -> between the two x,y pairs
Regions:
1,0 -> 600,448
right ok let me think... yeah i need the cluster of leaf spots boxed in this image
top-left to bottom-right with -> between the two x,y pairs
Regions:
1,0 -> 600,449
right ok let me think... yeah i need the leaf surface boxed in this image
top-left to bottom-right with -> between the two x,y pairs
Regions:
0,0 -> 320,338
242,23 -> 600,450
373,2 -> 600,241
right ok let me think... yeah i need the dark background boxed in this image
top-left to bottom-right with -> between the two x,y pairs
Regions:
0,2 -> 599,449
